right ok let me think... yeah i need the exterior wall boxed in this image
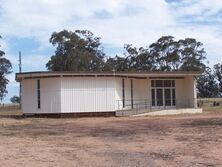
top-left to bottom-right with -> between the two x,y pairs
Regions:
186,76 -> 197,108
61,77 -> 116,113
115,78 -> 132,110
21,75 -> 198,114
21,78 -> 61,114
115,78 -> 149,110
115,77 -> 197,110
175,76 -> 196,108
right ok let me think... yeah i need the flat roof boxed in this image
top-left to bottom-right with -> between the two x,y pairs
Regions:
16,71 -> 202,81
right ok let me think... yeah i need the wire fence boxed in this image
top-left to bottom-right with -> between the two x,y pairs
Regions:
197,98 -> 222,107
0,103 -> 20,112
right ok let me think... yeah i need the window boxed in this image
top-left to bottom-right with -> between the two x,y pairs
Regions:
122,79 -> 125,108
131,80 -> 133,109
152,89 -> 155,106
156,80 -> 163,87
151,80 -> 176,107
164,80 -> 171,87
37,80 -> 40,109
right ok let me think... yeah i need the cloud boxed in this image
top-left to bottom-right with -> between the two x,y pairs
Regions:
0,0 -> 221,63
0,0 -> 222,102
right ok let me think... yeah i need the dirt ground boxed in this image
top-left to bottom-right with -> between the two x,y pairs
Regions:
1,111 -> 222,167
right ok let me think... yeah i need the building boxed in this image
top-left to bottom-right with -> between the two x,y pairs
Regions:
16,71 -> 201,116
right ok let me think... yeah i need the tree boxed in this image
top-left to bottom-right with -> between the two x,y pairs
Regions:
0,36 -> 12,101
118,36 -> 206,72
46,31 -> 207,73
148,36 -> 206,71
104,55 -> 130,72
104,44 -> 155,72
149,36 -> 180,71
197,68 -> 220,98
178,38 -> 206,71
214,63 -> 222,96
10,95 -> 20,103
46,30 -> 106,71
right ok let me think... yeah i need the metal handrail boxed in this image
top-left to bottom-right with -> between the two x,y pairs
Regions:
116,98 -> 199,115
116,99 -> 152,115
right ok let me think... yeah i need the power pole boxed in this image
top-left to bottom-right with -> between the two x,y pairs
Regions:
19,51 -> 22,109
19,51 -> 21,73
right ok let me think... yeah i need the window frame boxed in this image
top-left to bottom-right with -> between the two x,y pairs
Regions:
37,79 -> 41,109
151,80 -> 176,107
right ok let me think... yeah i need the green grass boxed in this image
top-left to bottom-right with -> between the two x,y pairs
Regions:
203,106 -> 222,112
198,98 -> 222,108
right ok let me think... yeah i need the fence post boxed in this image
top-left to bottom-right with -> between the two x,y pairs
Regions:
136,104 -> 138,114
145,100 -> 147,110
118,100 -> 119,110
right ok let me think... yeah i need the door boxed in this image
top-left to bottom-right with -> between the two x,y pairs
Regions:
156,88 -> 163,106
164,88 -> 171,106
151,80 -> 176,108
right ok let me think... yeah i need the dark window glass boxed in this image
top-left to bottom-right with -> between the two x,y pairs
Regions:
152,89 -> 155,106
164,89 -> 171,106
131,80 -> 133,109
151,80 -> 155,87
37,80 -> 40,109
164,80 -> 171,87
122,79 -> 125,108
156,80 -> 163,87
156,89 -> 163,106
172,88 -> 176,106
172,80 -> 175,87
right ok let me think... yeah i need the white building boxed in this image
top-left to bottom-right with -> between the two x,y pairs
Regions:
16,71 -> 201,116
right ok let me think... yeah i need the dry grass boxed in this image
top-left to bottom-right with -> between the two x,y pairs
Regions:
0,104 -> 20,112
0,109 -> 222,167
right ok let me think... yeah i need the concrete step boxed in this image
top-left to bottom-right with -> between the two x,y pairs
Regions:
115,108 -> 153,117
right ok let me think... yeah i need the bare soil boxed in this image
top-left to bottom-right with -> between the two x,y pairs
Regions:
0,110 -> 222,167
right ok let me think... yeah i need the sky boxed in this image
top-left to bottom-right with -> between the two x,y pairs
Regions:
0,0 -> 222,103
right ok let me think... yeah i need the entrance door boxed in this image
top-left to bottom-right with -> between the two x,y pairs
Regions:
164,88 -> 171,106
151,80 -> 176,108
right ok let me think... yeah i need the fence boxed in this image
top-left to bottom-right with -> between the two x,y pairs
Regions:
0,103 -> 20,112
197,98 -> 222,107
116,98 -> 199,116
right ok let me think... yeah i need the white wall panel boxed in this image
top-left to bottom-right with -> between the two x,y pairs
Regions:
21,75 -> 197,114
40,78 -> 61,113
21,79 -> 37,114
61,77 -> 116,113
21,78 -> 61,114
115,78 -> 149,110
176,76 -> 196,108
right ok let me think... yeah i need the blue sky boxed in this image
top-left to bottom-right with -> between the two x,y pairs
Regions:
0,0 -> 222,103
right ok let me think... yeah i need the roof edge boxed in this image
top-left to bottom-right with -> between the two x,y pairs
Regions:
15,70 -> 202,82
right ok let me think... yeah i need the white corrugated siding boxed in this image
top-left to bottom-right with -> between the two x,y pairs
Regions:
176,76 -> 196,108
21,76 -> 196,114
21,78 -> 61,114
115,78 -> 149,110
61,77 -> 116,113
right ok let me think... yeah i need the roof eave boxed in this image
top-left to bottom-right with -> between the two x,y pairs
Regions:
15,71 -> 202,82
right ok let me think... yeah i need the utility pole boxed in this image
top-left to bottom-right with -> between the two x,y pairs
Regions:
19,51 -> 22,109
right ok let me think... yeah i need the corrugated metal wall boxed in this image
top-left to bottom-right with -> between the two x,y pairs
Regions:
61,77 -> 116,113
115,78 -> 149,110
21,76 -> 196,114
21,78 -> 61,114
176,76 -> 196,108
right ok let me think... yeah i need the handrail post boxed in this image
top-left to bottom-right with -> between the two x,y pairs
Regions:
118,100 -> 119,110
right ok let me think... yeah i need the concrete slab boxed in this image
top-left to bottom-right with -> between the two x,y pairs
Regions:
132,108 -> 203,117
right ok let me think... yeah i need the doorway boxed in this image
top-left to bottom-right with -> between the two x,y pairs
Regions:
151,80 -> 176,108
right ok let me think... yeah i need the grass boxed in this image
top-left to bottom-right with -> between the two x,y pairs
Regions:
0,110 -> 222,166
0,103 -> 20,112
